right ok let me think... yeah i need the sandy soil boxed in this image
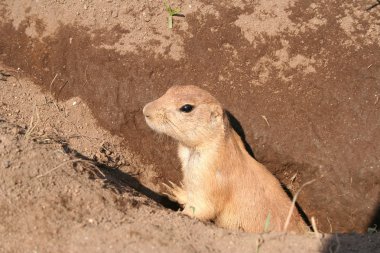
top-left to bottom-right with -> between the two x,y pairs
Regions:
1,0 -> 379,233
0,0 -> 380,251
0,64 -> 379,253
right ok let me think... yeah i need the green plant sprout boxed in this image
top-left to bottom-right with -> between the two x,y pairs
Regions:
189,206 -> 196,215
264,212 -> 271,233
368,224 -> 377,234
164,1 -> 181,29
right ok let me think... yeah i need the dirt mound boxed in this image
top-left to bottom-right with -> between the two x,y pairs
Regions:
1,65 -> 379,253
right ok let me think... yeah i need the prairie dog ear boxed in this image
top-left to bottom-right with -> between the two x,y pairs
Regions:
210,104 -> 223,123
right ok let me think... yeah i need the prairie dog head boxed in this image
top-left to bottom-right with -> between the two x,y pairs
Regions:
143,85 -> 225,147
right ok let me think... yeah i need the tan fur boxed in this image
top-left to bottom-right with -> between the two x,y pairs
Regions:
143,85 -> 308,233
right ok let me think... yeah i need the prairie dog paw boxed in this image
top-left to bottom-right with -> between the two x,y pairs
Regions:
182,205 -> 197,218
162,181 -> 187,205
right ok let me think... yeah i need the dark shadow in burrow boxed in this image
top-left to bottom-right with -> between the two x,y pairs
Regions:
225,110 -> 255,158
61,143 -> 180,211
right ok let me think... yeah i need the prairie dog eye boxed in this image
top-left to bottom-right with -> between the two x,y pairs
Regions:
179,104 -> 194,113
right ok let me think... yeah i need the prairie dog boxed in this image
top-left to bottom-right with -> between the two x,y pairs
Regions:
143,85 -> 307,233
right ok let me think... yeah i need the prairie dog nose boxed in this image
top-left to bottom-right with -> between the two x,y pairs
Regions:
143,103 -> 151,118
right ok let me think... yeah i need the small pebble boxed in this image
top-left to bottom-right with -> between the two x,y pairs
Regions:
143,12 -> 151,22
11,127 -> 19,135
2,160 -> 11,168
111,10 -> 118,18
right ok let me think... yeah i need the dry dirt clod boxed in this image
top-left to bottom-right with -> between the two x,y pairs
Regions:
111,10 -> 118,18
0,71 -> 11,81
11,127 -> 21,135
2,160 -> 11,168
142,12 -> 151,22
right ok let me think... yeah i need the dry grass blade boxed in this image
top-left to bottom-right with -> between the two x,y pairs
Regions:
49,73 -> 58,93
326,216 -> 333,233
255,236 -> 264,253
261,115 -> 270,127
283,179 -> 316,232
25,103 -> 40,139
35,159 -> 84,179
329,233 -> 340,253
35,158 -> 103,179
311,216 -> 321,238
